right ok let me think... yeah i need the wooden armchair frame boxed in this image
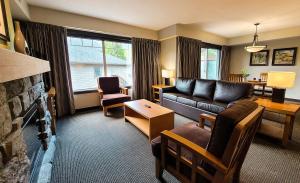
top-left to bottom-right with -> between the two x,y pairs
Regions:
98,87 -> 129,116
156,106 -> 264,183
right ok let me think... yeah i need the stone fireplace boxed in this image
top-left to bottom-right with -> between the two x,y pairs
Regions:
0,74 -> 52,183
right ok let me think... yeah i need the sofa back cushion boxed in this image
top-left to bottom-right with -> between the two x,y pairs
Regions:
98,77 -> 120,94
203,100 -> 258,174
192,79 -> 216,100
213,81 -> 252,103
175,78 -> 195,95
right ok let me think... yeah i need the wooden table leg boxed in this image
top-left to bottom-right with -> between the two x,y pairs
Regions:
289,116 -> 295,140
282,115 -> 292,147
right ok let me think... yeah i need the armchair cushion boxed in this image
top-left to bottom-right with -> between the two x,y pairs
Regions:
151,122 -> 211,159
175,78 -> 196,95
98,77 -> 120,94
101,93 -> 131,106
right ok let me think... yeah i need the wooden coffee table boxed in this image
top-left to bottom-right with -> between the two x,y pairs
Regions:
124,99 -> 174,141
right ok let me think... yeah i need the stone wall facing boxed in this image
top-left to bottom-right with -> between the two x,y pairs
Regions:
0,74 -> 45,183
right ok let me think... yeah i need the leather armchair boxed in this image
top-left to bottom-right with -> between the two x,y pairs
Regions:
97,77 -> 131,116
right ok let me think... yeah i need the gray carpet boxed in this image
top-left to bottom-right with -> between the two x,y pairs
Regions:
51,108 -> 300,183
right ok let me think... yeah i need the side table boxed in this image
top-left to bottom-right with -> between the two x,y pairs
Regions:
255,98 -> 300,146
152,84 -> 173,102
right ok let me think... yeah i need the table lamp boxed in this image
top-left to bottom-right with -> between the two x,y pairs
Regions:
267,72 -> 296,103
162,69 -> 174,85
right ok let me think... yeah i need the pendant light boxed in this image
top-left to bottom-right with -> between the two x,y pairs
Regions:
245,23 -> 267,52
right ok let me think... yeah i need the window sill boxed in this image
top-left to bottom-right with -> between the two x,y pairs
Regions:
74,89 -> 98,95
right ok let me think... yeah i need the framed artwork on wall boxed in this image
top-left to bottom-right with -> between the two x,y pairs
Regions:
0,0 -> 10,41
272,47 -> 297,66
250,50 -> 269,66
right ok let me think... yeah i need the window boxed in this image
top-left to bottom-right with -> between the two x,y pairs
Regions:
201,48 -> 220,80
67,32 -> 132,92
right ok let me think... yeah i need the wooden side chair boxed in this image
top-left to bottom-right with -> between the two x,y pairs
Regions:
151,100 -> 264,183
253,73 -> 272,97
97,77 -> 131,116
228,74 -> 244,83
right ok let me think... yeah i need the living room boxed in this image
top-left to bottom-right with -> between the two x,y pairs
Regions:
0,0 -> 300,183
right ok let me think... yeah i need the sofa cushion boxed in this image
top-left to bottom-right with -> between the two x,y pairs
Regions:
98,77 -> 120,94
151,122 -> 211,159
196,101 -> 227,114
204,100 -> 258,174
163,93 -> 186,101
175,78 -> 196,95
192,79 -> 216,100
213,81 -> 252,103
101,93 -> 131,106
177,96 -> 196,107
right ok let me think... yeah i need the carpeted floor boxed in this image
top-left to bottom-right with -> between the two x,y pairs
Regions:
51,108 -> 300,183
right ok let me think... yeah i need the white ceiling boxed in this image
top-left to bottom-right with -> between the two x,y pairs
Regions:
27,0 -> 300,38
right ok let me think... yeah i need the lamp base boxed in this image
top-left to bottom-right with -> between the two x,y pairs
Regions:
272,88 -> 286,103
164,78 -> 170,86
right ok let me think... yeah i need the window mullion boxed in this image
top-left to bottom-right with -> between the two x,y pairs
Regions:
102,40 -> 107,76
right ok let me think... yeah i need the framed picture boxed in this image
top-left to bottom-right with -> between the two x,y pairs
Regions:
250,50 -> 269,66
272,47 -> 297,66
0,0 -> 10,41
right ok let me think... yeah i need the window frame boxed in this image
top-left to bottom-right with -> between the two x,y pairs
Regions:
200,42 -> 221,80
67,29 -> 132,93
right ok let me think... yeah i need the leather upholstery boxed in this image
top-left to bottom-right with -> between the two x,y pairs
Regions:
192,79 -> 216,100
203,100 -> 258,174
98,77 -> 120,94
101,93 -> 131,106
196,101 -> 227,114
213,81 -> 252,103
163,93 -> 186,101
175,78 -> 196,95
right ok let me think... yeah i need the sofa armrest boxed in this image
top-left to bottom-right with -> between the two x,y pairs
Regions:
159,87 -> 177,105
199,113 -> 216,129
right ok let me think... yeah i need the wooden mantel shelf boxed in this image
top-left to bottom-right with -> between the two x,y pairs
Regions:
0,48 -> 50,83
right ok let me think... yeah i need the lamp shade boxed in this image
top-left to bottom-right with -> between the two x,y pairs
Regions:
267,72 -> 296,88
162,69 -> 174,78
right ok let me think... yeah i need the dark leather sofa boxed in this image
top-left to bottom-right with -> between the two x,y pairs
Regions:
159,78 -> 253,121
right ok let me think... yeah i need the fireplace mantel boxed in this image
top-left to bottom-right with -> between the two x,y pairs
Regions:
0,48 -> 50,83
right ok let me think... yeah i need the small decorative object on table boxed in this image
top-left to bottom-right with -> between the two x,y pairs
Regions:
267,71 -> 296,103
272,47 -> 297,66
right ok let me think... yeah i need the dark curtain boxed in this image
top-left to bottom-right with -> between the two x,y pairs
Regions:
176,36 -> 202,78
132,38 -> 161,100
218,46 -> 231,80
20,21 -> 75,117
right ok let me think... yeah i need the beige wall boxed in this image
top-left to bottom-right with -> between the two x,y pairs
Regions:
160,37 -> 176,85
230,37 -> 300,100
74,92 -> 100,109
29,6 -> 158,40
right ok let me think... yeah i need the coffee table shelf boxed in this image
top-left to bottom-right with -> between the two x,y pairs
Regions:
124,99 -> 174,141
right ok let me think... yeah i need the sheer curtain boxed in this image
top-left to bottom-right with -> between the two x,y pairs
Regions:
132,38 -> 161,100
21,21 -> 75,117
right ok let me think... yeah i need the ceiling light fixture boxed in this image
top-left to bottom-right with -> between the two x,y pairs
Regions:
245,23 -> 267,52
